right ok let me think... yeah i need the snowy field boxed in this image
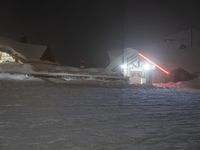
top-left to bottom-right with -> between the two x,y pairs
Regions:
0,81 -> 200,150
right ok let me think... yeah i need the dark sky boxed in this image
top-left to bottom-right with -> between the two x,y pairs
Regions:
0,0 -> 199,67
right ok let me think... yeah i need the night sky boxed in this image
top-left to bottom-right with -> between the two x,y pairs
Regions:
0,0 -> 199,67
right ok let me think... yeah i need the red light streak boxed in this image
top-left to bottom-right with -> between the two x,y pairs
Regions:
138,53 -> 170,75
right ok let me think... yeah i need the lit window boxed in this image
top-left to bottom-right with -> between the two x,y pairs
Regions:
0,51 -> 15,63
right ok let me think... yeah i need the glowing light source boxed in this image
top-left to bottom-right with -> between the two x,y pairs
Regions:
120,64 -> 128,76
0,51 -> 15,63
142,63 -> 154,70
138,53 -> 170,75
120,64 -> 127,69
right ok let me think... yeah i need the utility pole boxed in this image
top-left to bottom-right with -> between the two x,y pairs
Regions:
120,0 -> 125,64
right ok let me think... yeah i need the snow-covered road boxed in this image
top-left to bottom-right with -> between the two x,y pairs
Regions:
0,81 -> 200,150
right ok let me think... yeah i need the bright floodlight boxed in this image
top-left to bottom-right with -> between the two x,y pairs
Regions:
143,63 -> 151,70
120,64 -> 126,69
138,53 -> 170,75
142,63 -> 155,71
152,65 -> 156,70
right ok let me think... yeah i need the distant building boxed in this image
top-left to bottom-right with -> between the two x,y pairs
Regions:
106,48 -> 160,84
0,37 -> 55,64
136,28 -> 200,74
107,28 -> 200,84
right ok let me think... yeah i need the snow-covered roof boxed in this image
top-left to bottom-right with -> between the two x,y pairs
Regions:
106,48 -> 139,73
0,37 -> 47,61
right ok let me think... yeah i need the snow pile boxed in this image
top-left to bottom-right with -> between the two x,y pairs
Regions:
177,77 -> 200,89
154,76 -> 200,89
153,82 -> 178,88
55,65 -> 81,72
0,73 -> 42,81
0,63 -> 34,74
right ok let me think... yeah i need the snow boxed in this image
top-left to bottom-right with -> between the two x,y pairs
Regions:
177,77 -> 200,89
0,63 -> 123,82
0,73 -> 42,81
154,77 -> 200,89
0,63 -> 35,74
0,81 -> 199,150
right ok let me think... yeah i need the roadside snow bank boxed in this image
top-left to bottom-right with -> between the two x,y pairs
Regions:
0,73 -> 42,81
154,77 -> 200,89
177,78 -> 200,89
0,63 -> 34,73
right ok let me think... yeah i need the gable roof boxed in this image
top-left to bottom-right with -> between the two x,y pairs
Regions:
0,37 -> 47,61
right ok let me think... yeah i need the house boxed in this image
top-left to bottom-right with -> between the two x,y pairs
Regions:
106,48 -> 165,84
106,29 -> 200,84
0,37 -> 55,64
136,28 -> 200,74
